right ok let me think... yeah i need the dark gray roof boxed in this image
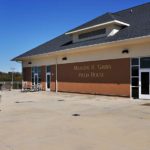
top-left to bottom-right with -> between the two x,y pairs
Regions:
67,12 -> 128,33
13,2 -> 150,61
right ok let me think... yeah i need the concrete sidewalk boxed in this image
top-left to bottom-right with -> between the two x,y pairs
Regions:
0,90 -> 150,150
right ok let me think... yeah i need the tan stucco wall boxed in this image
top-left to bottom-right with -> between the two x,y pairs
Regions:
22,40 -> 150,68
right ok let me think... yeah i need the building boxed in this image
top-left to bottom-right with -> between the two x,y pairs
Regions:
13,3 -> 150,99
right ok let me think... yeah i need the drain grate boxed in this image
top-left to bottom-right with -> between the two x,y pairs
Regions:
142,103 -> 150,106
58,100 -> 64,102
15,101 -> 33,104
72,114 -> 80,117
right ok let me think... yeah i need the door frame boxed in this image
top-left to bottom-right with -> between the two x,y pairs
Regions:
46,72 -> 51,91
139,69 -> 150,99
34,73 -> 39,85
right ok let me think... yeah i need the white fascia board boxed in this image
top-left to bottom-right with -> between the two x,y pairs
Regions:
114,20 -> 130,27
65,20 -> 130,35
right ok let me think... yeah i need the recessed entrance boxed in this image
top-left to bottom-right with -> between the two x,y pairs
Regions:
34,73 -> 38,86
46,66 -> 51,91
131,57 -> 150,100
46,73 -> 51,91
139,70 -> 150,99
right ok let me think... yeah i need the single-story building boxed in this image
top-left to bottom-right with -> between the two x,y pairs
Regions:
13,2 -> 150,99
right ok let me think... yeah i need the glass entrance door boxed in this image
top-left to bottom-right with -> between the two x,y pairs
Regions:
34,74 -> 38,86
46,73 -> 51,91
139,70 -> 150,99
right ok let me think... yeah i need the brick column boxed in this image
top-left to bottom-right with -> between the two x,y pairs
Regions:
23,67 -> 32,88
51,65 -> 56,91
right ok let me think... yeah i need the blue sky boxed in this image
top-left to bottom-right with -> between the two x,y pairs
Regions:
0,0 -> 149,73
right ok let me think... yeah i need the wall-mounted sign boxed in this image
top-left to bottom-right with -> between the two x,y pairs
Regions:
73,64 -> 111,78
51,58 -> 130,84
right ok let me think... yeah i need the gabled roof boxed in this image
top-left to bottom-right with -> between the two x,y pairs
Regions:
13,2 -> 150,61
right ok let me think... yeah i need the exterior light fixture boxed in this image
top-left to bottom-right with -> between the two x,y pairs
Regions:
28,61 -> 32,65
62,57 -> 67,61
122,49 -> 129,54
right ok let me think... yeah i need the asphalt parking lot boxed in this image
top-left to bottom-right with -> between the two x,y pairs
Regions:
0,90 -> 150,150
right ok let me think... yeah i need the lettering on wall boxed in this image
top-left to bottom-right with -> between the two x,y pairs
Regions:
73,64 -> 112,78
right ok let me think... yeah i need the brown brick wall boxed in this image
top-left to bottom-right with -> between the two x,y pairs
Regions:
23,58 -> 130,97
51,65 -> 56,91
51,58 -> 130,97
41,66 -> 46,90
23,66 -> 46,90
23,67 -> 32,88
23,67 -> 31,81
58,82 -> 130,97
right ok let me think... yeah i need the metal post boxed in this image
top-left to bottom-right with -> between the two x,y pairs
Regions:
21,62 -> 23,90
17,82 -> 19,89
56,58 -> 58,93
12,71 -> 13,89
11,68 -> 15,90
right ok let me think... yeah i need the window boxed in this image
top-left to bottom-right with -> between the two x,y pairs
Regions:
132,77 -> 139,86
140,57 -> 150,68
79,28 -> 106,40
47,66 -> 51,73
132,58 -> 139,66
32,68 -> 35,85
131,58 -> 139,99
34,67 -> 38,73
32,66 -> 42,84
132,66 -> 139,77
132,87 -> 139,99
62,41 -> 73,46
38,67 -> 42,83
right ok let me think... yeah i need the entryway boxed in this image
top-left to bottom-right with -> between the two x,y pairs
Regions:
46,73 -> 51,91
34,73 -> 38,86
139,69 -> 150,99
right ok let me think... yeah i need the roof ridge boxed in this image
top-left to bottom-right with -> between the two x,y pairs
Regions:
113,2 -> 150,14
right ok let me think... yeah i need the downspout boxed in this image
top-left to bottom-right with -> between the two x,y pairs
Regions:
55,57 -> 58,93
